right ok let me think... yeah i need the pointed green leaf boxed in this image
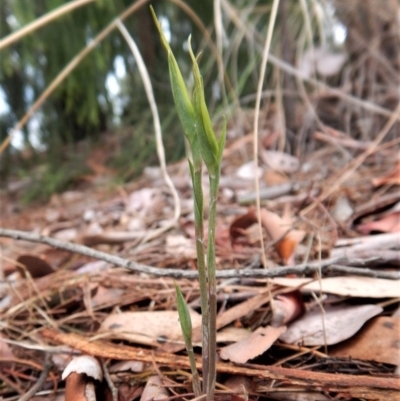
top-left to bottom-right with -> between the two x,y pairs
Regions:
175,284 -> 192,342
188,37 -> 220,174
151,7 -> 196,143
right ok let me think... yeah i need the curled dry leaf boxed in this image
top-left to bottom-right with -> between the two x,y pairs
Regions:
259,208 -> 305,264
271,290 -> 305,327
280,304 -> 383,346
219,325 -> 287,364
140,375 -> 169,401
16,254 -> 54,278
356,211 -> 400,234
230,207 -> 305,264
62,355 -> 103,401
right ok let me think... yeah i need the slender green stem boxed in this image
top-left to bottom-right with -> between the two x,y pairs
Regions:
175,283 -> 201,397
205,175 -> 220,401
191,151 -> 209,395
187,346 -> 202,397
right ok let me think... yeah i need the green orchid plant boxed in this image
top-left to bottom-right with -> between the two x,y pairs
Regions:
151,7 -> 226,401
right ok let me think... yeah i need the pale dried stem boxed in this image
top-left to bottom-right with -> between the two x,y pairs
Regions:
116,20 -> 181,243
253,0 -> 280,269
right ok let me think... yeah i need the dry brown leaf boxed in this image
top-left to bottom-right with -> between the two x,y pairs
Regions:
271,290 -> 305,327
330,316 -> 400,365
16,254 -> 54,278
219,325 -> 287,363
216,327 -> 251,343
140,375 -> 169,401
90,286 -> 125,308
356,211 -> 400,234
271,276 -> 400,298
99,310 -> 202,347
280,304 -> 383,346
0,333 -> 15,360
127,187 -> 165,216
299,46 -> 347,78
165,235 -> 196,258
236,161 -> 263,179
110,360 -> 145,373
230,207 -> 305,263
223,375 -> 257,398
260,208 -> 306,264
229,209 -> 258,244
81,230 -> 145,246
118,383 -> 143,401
372,161 -> 400,186
260,150 -> 299,173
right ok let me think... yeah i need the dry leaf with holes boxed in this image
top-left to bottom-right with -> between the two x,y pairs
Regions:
219,325 -> 286,363
280,304 -> 383,346
62,355 -> 103,401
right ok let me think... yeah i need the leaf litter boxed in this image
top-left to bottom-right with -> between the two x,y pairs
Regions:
1,111 -> 400,401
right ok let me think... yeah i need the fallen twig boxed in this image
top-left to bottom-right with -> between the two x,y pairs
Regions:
18,353 -> 52,401
41,328 -> 400,400
1,228 -> 399,280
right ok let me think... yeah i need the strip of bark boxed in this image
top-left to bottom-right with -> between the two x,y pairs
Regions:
41,328 -> 400,400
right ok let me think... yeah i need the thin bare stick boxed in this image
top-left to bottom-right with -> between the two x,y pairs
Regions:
18,353 -> 51,401
116,20 -> 181,243
253,0 -> 280,268
1,228 -> 398,280
0,0 -> 95,50
101,360 -> 118,401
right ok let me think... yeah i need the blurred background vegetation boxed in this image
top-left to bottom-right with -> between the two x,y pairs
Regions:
0,0 -> 399,203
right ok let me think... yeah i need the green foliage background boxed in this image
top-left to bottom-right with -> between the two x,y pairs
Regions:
1,0 -> 398,201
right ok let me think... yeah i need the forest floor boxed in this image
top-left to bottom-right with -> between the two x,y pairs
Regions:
0,125 -> 399,401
